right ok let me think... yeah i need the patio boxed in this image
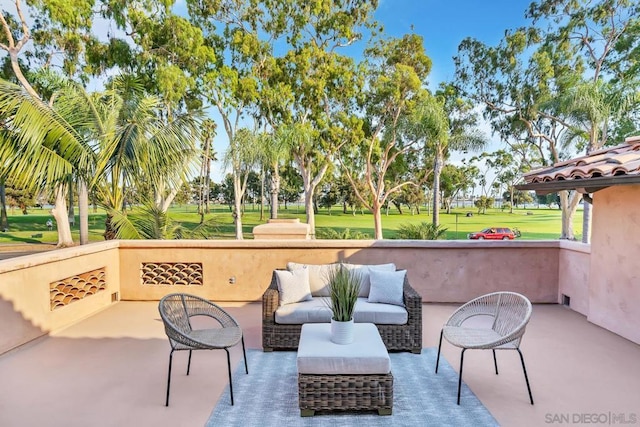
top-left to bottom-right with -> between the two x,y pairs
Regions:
1,299 -> 638,427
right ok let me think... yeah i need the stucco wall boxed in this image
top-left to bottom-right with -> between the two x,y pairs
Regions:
589,186 -> 640,344
0,242 -> 120,354
117,240 -> 560,303
558,241 -> 591,316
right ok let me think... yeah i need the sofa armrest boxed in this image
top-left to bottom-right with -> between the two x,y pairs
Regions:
262,270 -> 281,324
402,275 -> 422,328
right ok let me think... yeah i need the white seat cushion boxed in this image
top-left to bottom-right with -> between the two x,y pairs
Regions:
297,323 -> 390,375
275,297 -> 332,324
275,297 -> 408,325
353,298 -> 408,325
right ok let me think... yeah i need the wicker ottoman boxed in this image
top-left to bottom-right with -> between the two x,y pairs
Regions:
296,323 -> 393,416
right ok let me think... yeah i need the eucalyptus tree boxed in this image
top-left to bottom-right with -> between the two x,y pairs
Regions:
261,128 -> 291,219
223,128 -> 261,239
339,34 -> 433,239
455,0 -> 640,241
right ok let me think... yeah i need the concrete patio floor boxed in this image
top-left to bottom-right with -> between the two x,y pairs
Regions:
1,301 -> 638,427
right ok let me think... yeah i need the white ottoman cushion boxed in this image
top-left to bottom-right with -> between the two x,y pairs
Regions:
297,323 -> 390,375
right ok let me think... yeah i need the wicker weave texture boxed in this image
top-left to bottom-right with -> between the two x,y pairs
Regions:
298,373 -> 393,413
443,291 -> 532,349
159,293 -> 243,350
262,270 -> 422,353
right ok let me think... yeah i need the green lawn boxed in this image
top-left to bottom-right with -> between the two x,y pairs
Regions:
0,203 -> 583,244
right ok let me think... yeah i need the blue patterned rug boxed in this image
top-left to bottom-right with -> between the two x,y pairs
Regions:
206,348 -> 498,427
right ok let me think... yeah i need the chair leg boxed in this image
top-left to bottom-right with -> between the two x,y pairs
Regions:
241,336 -> 248,374
493,349 -> 499,375
225,348 -> 234,406
186,350 -> 192,375
457,348 -> 466,405
435,329 -> 444,374
517,348 -> 534,405
165,349 -> 175,407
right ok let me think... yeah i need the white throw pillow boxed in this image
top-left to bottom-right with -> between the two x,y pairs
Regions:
286,262 -> 337,296
368,269 -> 406,307
275,268 -> 312,306
346,263 -> 397,297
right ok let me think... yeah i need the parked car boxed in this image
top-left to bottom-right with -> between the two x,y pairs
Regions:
468,227 -> 519,240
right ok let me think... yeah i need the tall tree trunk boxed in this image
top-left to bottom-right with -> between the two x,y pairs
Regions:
431,152 -> 444,226
559,190 -> 582,240
51,184 -> 74,247
0,179 -> 8,231
67,176 -> 75,227
270,165 -> 280,220
372,200 -> 383,240
78,179 -> 89,245
233,175 -> 243,240
582,199 -> 592,243
303,186 -> 316,238
259,168 -> 265,221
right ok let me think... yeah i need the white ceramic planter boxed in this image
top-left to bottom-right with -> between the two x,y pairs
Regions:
330,318 -> 354,344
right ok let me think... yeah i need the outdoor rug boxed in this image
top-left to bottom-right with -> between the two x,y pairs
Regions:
206,348 -> 498,427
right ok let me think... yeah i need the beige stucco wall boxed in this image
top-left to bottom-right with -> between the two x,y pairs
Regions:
0,242 -> 120,354
558,240 -> 591,315
117,240 -> 560,303
589,186 -> 640,344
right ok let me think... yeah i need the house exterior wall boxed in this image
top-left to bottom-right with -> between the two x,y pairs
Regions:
558,241 -> 591,315
589,185 -> 640,344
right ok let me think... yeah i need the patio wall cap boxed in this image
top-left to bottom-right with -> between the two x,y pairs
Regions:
0,240 -> 119,274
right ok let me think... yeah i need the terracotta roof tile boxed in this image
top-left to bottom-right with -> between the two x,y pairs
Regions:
523,137 -> 640,184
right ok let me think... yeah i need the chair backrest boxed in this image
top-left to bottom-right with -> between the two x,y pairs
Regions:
491,292 -> 532,342
159,294 -> 193,342
447,291 -> 532,347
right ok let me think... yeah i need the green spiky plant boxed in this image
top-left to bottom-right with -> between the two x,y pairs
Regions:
326,265 -> 362,322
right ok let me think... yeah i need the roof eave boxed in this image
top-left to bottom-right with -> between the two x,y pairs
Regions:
516,176 -> 640,195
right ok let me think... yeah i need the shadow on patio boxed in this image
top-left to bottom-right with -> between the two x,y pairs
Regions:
0,301 -> 638,427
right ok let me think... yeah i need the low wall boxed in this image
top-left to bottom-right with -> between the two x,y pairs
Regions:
0,239 -> 584,354
0,242 -> 120,354
117,240 -> 560,303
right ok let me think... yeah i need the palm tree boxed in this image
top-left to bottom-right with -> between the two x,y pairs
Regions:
261,128 -> 291,219
92,77 -> 201,239
0,79 -> 95,246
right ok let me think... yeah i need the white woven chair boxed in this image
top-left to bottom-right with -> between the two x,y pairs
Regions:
435,291 -> 534,405
158,293 -> 248,406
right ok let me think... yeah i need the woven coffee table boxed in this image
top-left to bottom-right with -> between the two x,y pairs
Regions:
296,323 -> 393,416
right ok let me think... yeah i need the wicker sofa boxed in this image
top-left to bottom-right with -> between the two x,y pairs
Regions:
262,263 -> 422,353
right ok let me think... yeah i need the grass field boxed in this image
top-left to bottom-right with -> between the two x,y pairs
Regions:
0,203 -> 584,244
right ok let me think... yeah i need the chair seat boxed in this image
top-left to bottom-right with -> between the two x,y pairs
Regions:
174,326 -> 243,350
443,326 -> 517,349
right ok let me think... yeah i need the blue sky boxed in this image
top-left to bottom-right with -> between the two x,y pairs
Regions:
375,0 -> 532,88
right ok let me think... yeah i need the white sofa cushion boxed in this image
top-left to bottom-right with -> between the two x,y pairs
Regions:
286,262 -> 338,296
344,263 -> 397,297
275,268 -> 313,306
275,297 -> 332,323
353,298 -> 408,324
275,297 -> 408,325
368,269 -> 406,306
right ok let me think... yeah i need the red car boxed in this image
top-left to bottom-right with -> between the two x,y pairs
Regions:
468,227 -> 517,240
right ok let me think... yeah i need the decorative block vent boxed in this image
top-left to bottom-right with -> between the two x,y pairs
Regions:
141,262 -> 203,286
50,268 -> 107,311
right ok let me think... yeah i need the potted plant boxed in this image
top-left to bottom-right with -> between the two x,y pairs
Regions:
326,264 -> 361,344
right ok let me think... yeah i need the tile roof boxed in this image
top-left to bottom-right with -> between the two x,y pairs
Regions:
519,136 -> 640,193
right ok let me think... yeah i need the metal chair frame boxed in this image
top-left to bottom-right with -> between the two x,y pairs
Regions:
158,293 -> 248,406
435,291 -> 534,405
